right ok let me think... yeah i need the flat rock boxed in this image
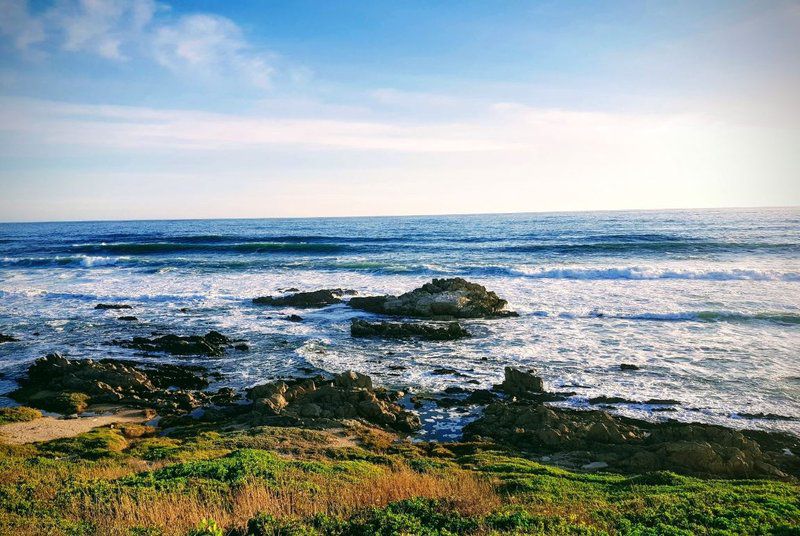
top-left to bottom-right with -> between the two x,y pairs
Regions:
253,289 -> 355,308
112,330 -> 238,356
95,303 -> 132,310
350,319 -> 469,340
348,278 -> 517,319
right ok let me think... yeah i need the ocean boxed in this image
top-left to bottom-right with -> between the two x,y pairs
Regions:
1,207 -> 799,438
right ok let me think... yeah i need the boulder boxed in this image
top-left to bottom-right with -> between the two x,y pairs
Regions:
350,319 -> 470,340
348,278 -> 517,319
499,367 -> 545,396
252,289 -> 355,308
112,330 -> 239,356
10,353 -> 210,414
246,371 -> 419,433
463,400 -> 798,479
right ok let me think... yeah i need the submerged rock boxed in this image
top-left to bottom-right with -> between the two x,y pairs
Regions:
246,370 -> 420,433
252,289 -> 356,308
10,353 -> 209,414
348,278 -> 517,319
620,363 -> 640,371
350,319 -> 470,340
463,400 -> 799,479
112,330 -> 238,356
0,333 -> 19,343
95,303 -> 132,310
118,316 -> 138,322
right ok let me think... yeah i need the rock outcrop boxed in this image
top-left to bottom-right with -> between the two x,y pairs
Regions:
252,289 -> 356,308
10,353 -> 210,414
350,319 -> 470,340
0,333 -> 19,343
463,401 -> 799,479
348,278 -> 517,319
246,370 -> 420,433
112,330 -> 238,356
498,367 -> 545,396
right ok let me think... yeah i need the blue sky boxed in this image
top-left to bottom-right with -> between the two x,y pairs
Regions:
0,0 -> 798,221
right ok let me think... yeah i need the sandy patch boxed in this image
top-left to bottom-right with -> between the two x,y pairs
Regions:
0,408 -> 152,445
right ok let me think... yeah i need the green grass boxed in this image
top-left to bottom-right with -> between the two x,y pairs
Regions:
0,422 -> 797,536
0,406 -> 42,424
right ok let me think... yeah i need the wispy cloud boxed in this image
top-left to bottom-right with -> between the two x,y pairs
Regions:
152,14 -> 274,88
0,0 -> 275,87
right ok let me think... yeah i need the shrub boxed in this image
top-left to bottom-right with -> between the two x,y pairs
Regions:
0,406 -> 42,424
187,518 -> 223,536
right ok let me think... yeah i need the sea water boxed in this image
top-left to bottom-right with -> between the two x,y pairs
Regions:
1,208 -> 799,438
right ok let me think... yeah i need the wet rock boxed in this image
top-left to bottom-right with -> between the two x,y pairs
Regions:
252,289 -> 355,308
620,363 -> 640,371
286,314 -> 303,322
234,343 -> 249,351
465,389 -> 496,405
350,319 -> 470,340
95,303 -> 132,310
10,353 -> 209,414
348,278 -> 517,319
431,368 -> 463,376
588,396 -> 681,406
499,367 -> 544,396
0,333 -> 19,343
118,316 -> 138,321
112,330 -> 239,356
463,400 -> 798,479
246,371 -> 419,433
738,412 -> 798,421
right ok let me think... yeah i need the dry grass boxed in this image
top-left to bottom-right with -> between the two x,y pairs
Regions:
73,467 -> 499,535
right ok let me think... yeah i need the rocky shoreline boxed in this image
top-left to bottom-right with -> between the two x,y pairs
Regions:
2,278 -> 798,483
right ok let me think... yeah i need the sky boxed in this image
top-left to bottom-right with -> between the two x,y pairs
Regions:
0,0 -> 798,221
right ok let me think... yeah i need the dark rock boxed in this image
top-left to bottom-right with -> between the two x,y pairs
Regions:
234,343 -> 250,351
431,368 -> 463,376
465,389 -> 496,405
246,370 -> 420,433
179,308 -> 190,313
0,333 -> 19,343
112,330 -> 238,356
589,396 -> 681,406
348,278 -> 517,319
10,353 -> 209,414
738,412 -> 798,421
253,289 -> 354,308
95,303 -> 132,310
118,316 -> 138,321
463,400 -> 799,479
499,367 -> 545,396
620,363 -> 640,371
286,314 -> 303,322
350,319 -> 469,340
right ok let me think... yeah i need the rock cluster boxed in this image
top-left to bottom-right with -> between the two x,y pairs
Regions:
464,401 -> 798,479
252,288 -> 356,308
348,278 -> 517,319
10,353 -> 210,414
350,319 -> 470,340
112,330 -> 239,356
247,370 -> 420,432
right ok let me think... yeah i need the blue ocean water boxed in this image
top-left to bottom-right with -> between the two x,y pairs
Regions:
1,208 -> 799,437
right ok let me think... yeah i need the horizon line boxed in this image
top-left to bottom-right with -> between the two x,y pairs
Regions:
1,204 -> 797,226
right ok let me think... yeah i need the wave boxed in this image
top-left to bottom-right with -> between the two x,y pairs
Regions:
497,241 -> 799,255
501,266 -> 800,282
604,311 -> 800,325
1,255 -> 128,268
69,242 -> 350,255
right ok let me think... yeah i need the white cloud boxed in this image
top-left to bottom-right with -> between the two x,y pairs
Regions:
153,14 -> 274,88
0,0 -> 275,87
0,0 -> 46,51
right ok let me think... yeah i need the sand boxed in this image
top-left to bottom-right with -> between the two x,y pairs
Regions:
0,407 -> 151,445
